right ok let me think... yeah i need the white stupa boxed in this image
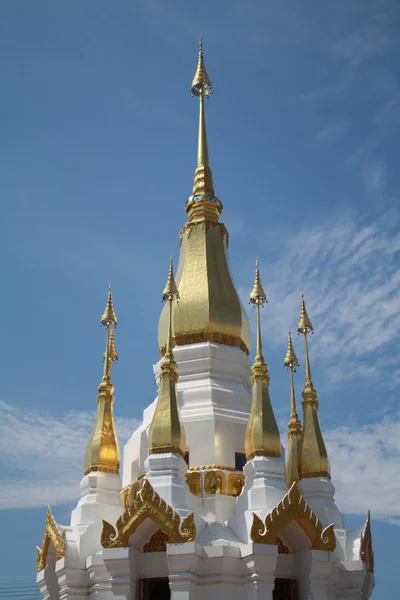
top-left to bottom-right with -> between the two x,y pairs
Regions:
36,40 -> 375,600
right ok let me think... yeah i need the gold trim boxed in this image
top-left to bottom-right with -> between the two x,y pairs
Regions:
143,529 -> 168,553
250,483 -> 336,552
84,464 -> 119,476
227,472 -> 245,497
360,511 -> 374,573
186,471 -> 201,496
204,470 -> 226,495
161,331 -> 250,357
149,446 -> 185,458
189,465 -> 237,472
36,507 -> 66,572
101,479 -> 196,548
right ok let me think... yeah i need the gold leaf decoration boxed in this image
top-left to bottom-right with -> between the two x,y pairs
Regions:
36,507 -> 67,572
250,483 -> 336,552
143,529 -> 168,553
101,479 -> 196,548
360,511 -> 374,573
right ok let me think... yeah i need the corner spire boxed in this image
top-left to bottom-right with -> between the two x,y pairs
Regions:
186,38 -> 222,222
297,293 -> 330,479
148,258 -> 186,457
84,285 -> 120,476
244,262 -> 281,460
283,330 -> 302,487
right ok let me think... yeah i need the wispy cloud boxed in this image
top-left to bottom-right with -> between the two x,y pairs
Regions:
324,413 -> 400,520
314,121 -> 348,146
254,209 -> 400,385
332,26 -> 390,68
0,401 -> 138,510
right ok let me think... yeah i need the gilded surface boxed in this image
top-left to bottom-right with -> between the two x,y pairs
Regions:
297,294 -> 330,480
84,286 -> 120,476
149,260 -> 186,458
159,221 -> 250,356
360,511 -> 374,573
284,331 -> 302,487
143,529 -> 168,553
245,263 -> 281,459
250,483 -> 336,552
186,471 -> 201,496
158,41 -> 250,357
101,479 -> 196,548
185,468 -> 244,497
36,507 -> 66,572
204,470 -> 226,495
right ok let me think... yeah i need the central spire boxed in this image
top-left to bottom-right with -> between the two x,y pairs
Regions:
157,40 -> 250,356
186,38 -> 222,222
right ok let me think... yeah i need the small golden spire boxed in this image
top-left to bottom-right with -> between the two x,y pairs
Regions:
187,38 -> 222,222
101,283 -> 117,327
283,330 -> 302,487
84,286 -> 120,476
244,262 -> 281,460
148,259 -> 186,458
297,293 -> 330,479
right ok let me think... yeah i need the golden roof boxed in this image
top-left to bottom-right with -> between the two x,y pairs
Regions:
157,41 -> 250,356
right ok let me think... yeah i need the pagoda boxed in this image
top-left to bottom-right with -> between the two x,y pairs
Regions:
36,41 -> 375,600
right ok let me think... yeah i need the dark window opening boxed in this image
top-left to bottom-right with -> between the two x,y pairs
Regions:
138,578 -> 170,600
184,451 -> 189,466
273,578 -> 297,600
235,452 -> 246,472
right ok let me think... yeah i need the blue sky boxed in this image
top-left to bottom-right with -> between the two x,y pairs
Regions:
1,0 -> 399,595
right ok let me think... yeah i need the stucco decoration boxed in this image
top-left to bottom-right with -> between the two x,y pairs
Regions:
101,479 -> 196,548
36,507 -> 67,572
360,512 -> 374,573
143,529 -> 168,552
250,482 -> 336,552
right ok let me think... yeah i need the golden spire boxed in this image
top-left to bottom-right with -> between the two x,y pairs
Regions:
297,293 -> 330,479
244,262 -> 281,460
283,330 -> 302,487
148,259 -> 186,457
186,38 -> 222,222
157,40 -> 250,357
84,285 -> 120,476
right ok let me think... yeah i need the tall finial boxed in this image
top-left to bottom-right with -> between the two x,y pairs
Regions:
84,285 -> 120,476
186,39 -> 222,222
244,262 -> 281,460
283,330 -> 302,487
297,293 -> 330,479
148,258 -> 186,458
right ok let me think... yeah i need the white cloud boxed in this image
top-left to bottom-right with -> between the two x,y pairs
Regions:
0,400 -> 139,510
255,209 -> 400,385
325,414 -> 400,520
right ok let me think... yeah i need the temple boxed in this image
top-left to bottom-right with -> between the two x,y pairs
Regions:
36,41 -> 375,600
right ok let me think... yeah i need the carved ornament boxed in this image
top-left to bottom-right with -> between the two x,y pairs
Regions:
101,479 -> 196,548
36,507 -> 67,572
250,483 -> 336,552
143,529 -> 168,553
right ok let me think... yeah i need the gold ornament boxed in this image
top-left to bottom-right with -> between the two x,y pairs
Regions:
36,507 -> 66,572
250,483 -> 336,552
101,479 -> 196,548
